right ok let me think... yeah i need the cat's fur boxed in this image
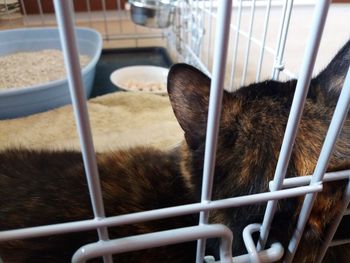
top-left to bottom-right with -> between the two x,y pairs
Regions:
1,39 -> 350,262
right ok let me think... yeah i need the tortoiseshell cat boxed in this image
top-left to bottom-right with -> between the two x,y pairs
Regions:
1,39 -> 350,263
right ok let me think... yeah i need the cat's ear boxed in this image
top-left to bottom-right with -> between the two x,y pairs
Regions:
167,63 -> 211,150
314,39 -> 350,97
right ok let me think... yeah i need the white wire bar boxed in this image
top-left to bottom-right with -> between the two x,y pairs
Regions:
240,0 -> 256,86
271,0 -> 288,79
229,25 -> 277,57
86,0 -> 93,28
255,0 -> 272,82
101,0 -> 110,40
2,1 -> 346,262
229,0 -> 243,89
316,176 -> 350,263
36,0 -> 45,25
3,0 -> 9,18
116,0 -> 123,32
272,0 -> 294,80
18,0 -> 28,25
72,225 -> 233,263
0,184 -> 322,242
205,0 -> 214,68
219,242 -> 284,263
167,0 -> 297,83
274,169 -> 350,189
285,64 -> 350,263
243,224 -> 264,263
196,1 -> 233,262
53,1 -> 112,262
329,238 -> 350,247
183,43 -> 212,76
257,0 -> 331,253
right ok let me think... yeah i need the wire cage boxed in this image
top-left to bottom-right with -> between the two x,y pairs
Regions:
0,0 -> 350,262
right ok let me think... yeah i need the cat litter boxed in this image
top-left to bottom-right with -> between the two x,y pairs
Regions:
0,49 -> 90,89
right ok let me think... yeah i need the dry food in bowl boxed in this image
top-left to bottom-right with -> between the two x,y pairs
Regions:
110,65 -> 169,94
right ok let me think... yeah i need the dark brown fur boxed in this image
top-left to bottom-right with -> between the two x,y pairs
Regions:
1,39 -> 350,262
0,149 -> 197,262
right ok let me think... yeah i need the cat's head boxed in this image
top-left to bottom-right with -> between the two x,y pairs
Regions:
167,39 -> 350,197
167,39 -> 350,252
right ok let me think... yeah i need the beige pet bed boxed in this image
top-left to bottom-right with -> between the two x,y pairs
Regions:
0,92 -> 183,152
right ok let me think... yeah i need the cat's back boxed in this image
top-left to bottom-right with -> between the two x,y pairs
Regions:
0,146 -> 192,229
0,147 -> 197,262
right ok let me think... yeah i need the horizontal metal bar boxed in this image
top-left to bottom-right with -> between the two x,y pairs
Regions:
344,209 -> 350,216
72,224 -> 233,263
102,33 -> 166,41
0,184 -> 322,242
329,239 -> 350,247
270,170 -> 350,189
198,0 -> 315,14
205,242 -> 284,263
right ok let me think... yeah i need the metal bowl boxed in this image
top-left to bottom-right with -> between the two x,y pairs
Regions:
129,0 -> 175,28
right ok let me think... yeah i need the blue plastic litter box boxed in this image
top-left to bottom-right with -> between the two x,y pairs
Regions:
0,27 -> 102,119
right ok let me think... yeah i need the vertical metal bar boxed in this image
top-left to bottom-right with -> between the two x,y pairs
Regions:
188,0 -> 193,57
240,0 -> 256,86
134,24 -> 139,47
256,0 -> 272,82
72,225 -> 233,263
101,0 -> 109,41
257,0 -> 331,252
285,65 -> 350,263
316,177 -> 350,263
206,0 -> 214,68
4,0 -> 9,19
116,0 -> 123,32
196,1 -> 232,263
196,0 -> 203,58
229,0 -> 243,90
181,0 -> 186,60
272,0 -> 294,80
86,0 -> 93,28
201,0 -> 206,63
36,0 -> 45,25
271,0 -> 288,79
243,224 -> 263,263
19,0 -> 28,26
273,0 -> 288,62
52,1 -> 112,262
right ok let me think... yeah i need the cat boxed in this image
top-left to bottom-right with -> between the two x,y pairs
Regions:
1,38 -> 350,263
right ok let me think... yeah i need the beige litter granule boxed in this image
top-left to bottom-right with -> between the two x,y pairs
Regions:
0,49 -> 90,89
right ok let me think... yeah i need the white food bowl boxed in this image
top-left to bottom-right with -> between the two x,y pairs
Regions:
0,27 -> 102,119
110,65 -> 169,94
